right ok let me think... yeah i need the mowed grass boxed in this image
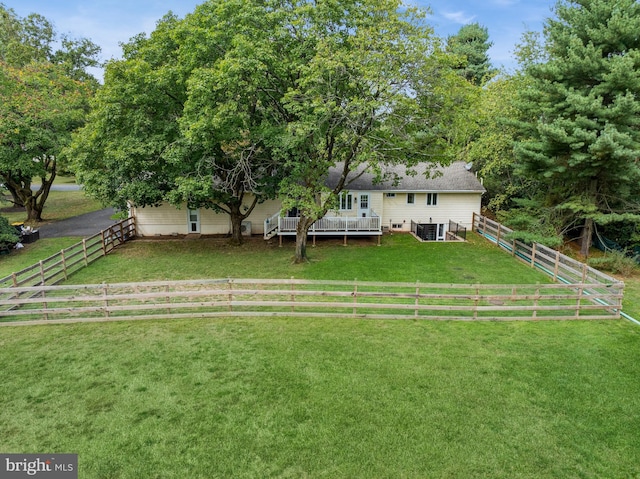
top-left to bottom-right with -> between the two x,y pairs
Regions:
65,233 -> 550,284
1,318 -> 639,478
1,232 -> 639,477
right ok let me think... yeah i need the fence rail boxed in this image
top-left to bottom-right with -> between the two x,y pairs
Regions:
0,217 -> 135,289
472,213 -> 623,296
0,278 -> 623,326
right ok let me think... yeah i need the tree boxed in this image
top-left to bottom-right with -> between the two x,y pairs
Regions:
446,23 -> 495,86
268,0 -> 455,262
513,0 -> 640,256
71,8 -> 283,245
0,4 -> 99,221
72,0 -> 454,255
0,62 -> 93,221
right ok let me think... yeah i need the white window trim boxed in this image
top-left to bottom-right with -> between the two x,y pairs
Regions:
339,192 -> 353,211
426,193 -> 438,206
407,193 -> 415,205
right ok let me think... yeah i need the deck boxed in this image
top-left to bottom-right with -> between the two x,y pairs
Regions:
264,211 -> 382,239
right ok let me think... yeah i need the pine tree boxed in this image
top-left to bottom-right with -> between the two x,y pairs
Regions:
514,0 -> 640,256
446,23 -> 494,85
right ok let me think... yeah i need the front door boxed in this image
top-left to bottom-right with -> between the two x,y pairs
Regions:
187,208 -> 201,234
358,193 -> 370,218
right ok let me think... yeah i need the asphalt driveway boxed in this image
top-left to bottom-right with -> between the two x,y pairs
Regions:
36,208 -> 117,238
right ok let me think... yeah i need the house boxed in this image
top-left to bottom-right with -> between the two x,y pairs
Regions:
129,161 -> 485,241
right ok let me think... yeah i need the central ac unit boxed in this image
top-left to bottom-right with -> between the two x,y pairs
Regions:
241,221 -> 252,236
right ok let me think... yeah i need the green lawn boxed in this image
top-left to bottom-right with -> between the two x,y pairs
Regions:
1,232 -> 639,477
64,233 -> 551,284
1,317 -> 639,478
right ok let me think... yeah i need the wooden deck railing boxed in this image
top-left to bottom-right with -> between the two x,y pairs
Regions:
264,211 -> 381,238
0,278 -> 623,326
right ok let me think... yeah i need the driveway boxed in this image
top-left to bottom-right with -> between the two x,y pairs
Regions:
36,208 -> 117,238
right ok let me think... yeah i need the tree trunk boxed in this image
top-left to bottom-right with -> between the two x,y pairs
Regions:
228,203 -> 245,246
580,217 -> 594,257
3,183 -> 24,207
294,215 -> 316,263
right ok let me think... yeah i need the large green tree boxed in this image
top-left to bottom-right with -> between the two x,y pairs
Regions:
0,4 -> 99,221
72,0 -> 455,257
514,0 -> 640,256
71,7 -> 284,245
446,23 -> 495,86
268,0 -> 455,262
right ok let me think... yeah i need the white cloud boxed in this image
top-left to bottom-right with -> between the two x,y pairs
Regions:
442,11 -> 476,24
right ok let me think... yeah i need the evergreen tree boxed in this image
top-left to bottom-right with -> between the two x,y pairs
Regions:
514,0 -> 640,256
446,22 -> 494,85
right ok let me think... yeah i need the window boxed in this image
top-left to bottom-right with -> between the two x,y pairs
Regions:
407,193 -> 415,204
426,193 -> 438,206
385,193 -> 396,198
340,193 -> 353,210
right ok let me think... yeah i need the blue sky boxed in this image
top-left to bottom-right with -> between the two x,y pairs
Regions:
7,0 -> 555,77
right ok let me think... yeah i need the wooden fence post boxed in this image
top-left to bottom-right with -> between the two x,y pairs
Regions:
353,282 -> 358,317
103,283 -> 110,318
39,260 -> 45,285
531,243 -> 537,268
83,239 -> 89,266
101,230 -> 107,256
415,282 -> 420,318
228,279 -> 233,312
165,284 -> 171,315
553,251 -> 560,282
41,288 -> 48,321
290,277 -> 295,312
61,249 -> 68,280
576,285 -> 583,319
474,285 -> 480,319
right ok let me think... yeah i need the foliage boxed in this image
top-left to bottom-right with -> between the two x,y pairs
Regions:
0,5 -> 99,221
497,200 -> 564,248
266,0 -> 457,262
512,0 -> 640,256
446,22 -> 496,85
465,74 -> 538,212
71,8 -> 284,245
71,0 -> 458,257
588,250 -> 638,276
0,215 -> 19,246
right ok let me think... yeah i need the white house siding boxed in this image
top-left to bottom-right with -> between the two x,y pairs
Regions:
380,192 -> 481,231
131,197 -> 282,236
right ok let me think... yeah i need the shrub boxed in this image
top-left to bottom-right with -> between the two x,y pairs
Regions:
0,216 -> 20,248
588,250 -> 638,277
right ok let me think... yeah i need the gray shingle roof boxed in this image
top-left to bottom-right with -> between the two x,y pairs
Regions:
327,161 -> 486,193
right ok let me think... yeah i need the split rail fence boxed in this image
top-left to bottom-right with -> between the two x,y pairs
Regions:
0,278 -> 623,326
472,213 -> 624,313
0,217 -> 135,289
